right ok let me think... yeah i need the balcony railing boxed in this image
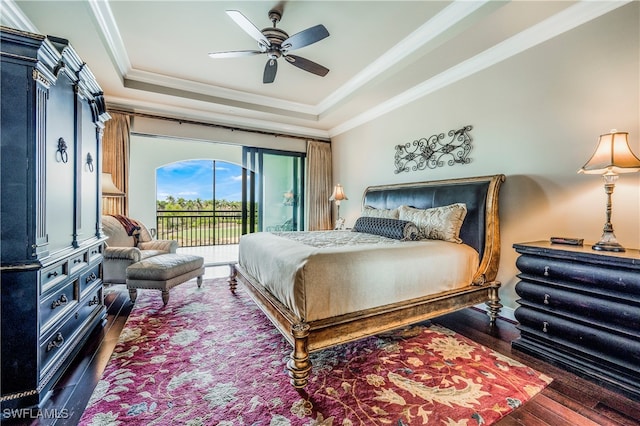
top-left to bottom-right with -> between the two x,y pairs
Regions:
156,210 -> 245,247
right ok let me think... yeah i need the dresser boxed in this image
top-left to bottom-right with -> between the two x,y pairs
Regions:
1,27 -> 110,409
512,241 -> 640,401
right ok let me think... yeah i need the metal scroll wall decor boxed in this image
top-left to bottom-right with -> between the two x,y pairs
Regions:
394,125 -> 473,174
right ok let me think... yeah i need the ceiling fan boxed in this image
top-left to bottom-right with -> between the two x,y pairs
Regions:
208,6 -> 330,84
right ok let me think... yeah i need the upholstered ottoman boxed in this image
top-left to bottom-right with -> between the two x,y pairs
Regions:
126,253 -> 205,305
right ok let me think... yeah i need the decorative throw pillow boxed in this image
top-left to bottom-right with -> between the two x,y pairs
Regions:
398,203 -> 467,243
352,216 -> 420,241
361,205 -> 400,219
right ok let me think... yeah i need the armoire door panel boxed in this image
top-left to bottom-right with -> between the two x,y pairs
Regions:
46,73 -> 76,254
78,98 -> 99,244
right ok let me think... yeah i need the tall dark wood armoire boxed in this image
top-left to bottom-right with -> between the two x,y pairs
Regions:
1,26 -> 110,410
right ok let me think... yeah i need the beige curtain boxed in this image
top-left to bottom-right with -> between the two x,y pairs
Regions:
102,113 -> 131,216
305,140 -> 332,230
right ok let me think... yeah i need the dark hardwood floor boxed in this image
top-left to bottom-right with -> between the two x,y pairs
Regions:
11,283 -> 640,426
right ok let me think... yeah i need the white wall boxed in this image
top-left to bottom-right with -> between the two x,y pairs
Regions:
330,3 -> 640,317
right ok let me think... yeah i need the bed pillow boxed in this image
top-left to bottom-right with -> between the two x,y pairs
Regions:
398,203 -> 467,243
352,216 -> 420,241
361,205 -> 400,219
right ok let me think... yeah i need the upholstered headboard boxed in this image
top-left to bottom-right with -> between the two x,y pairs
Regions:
362,174 -> 505,284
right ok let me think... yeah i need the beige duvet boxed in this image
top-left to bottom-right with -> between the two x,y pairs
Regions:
238,230 -> 479,322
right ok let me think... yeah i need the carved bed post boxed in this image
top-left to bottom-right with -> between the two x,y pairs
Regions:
486,282 -> 502,324
228,265 -> 238,293
287,323 -> 312,388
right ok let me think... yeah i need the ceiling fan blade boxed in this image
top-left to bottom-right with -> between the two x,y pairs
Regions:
208,50 -> 263,59
281,25 -> 329,52
284,54 -> 329,77
226,10 -> 270,48
263,58 -> 278,84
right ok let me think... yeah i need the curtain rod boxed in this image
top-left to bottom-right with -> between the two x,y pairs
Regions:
106,108 -> 331,144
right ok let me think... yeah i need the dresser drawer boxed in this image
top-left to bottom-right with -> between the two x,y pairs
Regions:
39,278 -> 79,333
515,280 -> 640,336
79,262 -> 101,297
516,254 -> 640,295
69,250 -> 89,275
40,313 -> 81,379
40,260 -> 69,293
39,284 -> 104,379
514,306 -> 640,370
87,244 -> 103,263
79,283 -> 103,318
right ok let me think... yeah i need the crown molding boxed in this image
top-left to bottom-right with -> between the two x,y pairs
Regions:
328,0 -> 632,137
87,0 -> 131,76
106,95 -> 331,140
124,68 -> 320,117
1,0 -> 38,32
317,0 -> 490,113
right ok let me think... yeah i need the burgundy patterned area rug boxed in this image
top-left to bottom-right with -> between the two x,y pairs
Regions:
80,278 -> 551,425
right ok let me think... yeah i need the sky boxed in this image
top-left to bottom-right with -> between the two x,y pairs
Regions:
156,160 -> 243,202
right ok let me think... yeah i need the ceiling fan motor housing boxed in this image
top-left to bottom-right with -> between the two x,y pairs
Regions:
262,27 -> 288,46
262,27 -> 288,58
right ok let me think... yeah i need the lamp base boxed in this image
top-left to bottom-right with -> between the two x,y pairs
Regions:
592,231 -> 626,252
592,241 -> 626,252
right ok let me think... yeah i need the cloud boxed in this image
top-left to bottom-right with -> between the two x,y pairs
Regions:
176,191 -> 200,198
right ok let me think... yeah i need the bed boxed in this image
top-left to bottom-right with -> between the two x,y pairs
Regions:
229,174 -> 505,388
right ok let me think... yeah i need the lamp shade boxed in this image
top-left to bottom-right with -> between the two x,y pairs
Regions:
329,184 -> 348,201
102,173 -> 125,197
579,131 -> 640,175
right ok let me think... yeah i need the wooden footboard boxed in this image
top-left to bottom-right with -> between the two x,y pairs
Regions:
229,264 -> 501,388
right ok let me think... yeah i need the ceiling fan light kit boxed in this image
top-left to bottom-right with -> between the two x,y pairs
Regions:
209,6 -> 330,84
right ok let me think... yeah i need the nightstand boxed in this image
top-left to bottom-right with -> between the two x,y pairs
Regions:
512,241 -> 640,401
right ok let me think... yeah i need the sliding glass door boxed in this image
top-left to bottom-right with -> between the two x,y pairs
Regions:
243,147 -> 305,233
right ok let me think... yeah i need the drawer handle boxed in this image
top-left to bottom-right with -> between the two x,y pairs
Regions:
51,294 -> 68,309
85,273 -> 97,283
542,321 -> 549,333
88,295 -> 100,306
543,294 -> 550,304
46,333 -> 64,352
543,266 -> 550,277
73,258 -> 83,264
47,271 -> 59,278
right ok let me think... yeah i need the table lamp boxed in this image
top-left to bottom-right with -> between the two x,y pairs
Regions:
579,130 -> 640,252
329,184 -> 348,229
